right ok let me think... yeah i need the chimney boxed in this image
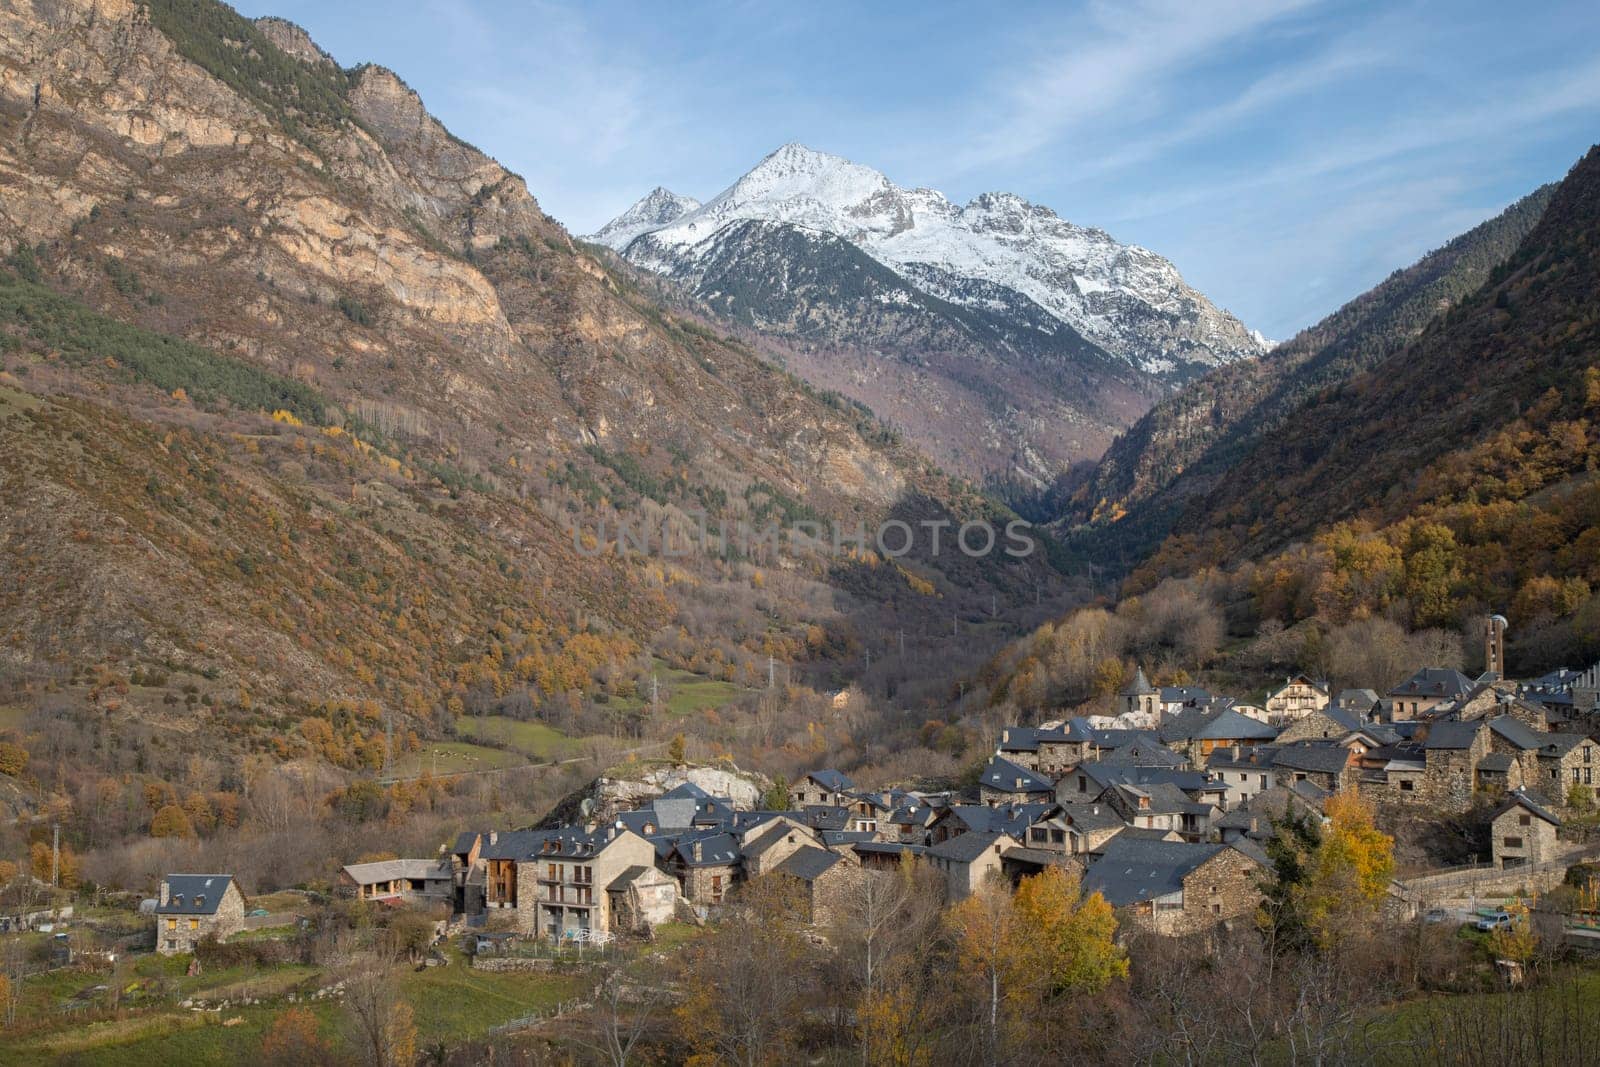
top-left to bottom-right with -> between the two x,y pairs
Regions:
488,831 -> 498,846
158,879 -> 170,906
694,841 -> 703,862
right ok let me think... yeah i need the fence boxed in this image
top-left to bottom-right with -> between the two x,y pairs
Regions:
1391,844 -> 1600,908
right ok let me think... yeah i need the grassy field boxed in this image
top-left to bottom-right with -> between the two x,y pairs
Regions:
400,950 -> 586,1041
613,661 -> 744,717
457,716 -> 584,759
383,740 -> 527,778
0,1003 -> 346,1066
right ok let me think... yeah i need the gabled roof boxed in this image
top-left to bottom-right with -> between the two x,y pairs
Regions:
1159,707 -> 1278,743
799,805 -> 852,831
451,831 -> 480,856
157,874 -> 235,916
979,755 -> 1054,795
1539,733 -> 1592,757
927,830 -> 1004,864
804,769 -> 853,792
670,830 -> 741,867
819,830 -> 879,847
853,841 -> 927,858
659,781 -> 713,801
478,830 -> 551,861
1159,686 -> 1212,705
1476,752 -> 1516,773
1271,744 -> 1350,775
1421,721 -> 1484,751
1082,839 -> 1233,906
1489,716 -> 1545,751
1336,689 -> 1380,709
1494,789 -> 1562,827
342,858 -> 447,885
998,726 -> 1042,753
775,845 -> 845,882
937,803 -> 1053,839
1389,668 -> 1476,700
1053,803 -> 1125,833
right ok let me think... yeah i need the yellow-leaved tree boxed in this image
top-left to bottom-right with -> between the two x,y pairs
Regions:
1295,790 -> 1395,948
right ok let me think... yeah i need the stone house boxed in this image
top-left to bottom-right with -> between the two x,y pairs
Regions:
927,831 -> 1007,900
740,817 -> 820,879
1022,803 -> 1124,855
773,845 -> 862,925
790,769 -> 854,808
978,755 -> 1056,806
1535,734 -> 1599,803
666,830 -> 742,906
515,825 -> 657,940
606,865 -> 680,932
1387,668 -> 1475,721
1271,743 -> 1354,794
1083,839 -> 1265,937
1416,720 -> 1491,811
480,829 -> 546,914
1206,746 -> 1277,810
1491,791 -> 1563,868
155,874 -> 246,956
1264,675 -> 1330,724
1275,704 -> 1364,745
1102,782 -> 1218,841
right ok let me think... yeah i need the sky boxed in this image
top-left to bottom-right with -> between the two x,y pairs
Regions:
233,0 -> 1600,339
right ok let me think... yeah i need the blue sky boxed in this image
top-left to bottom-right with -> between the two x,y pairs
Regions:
234,0 -> 1599,338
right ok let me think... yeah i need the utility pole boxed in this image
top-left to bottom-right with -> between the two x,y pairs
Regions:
652,673 -> 660,709
768,655 -> 775,689
51,823 -> 60,889
384,714 -> 393,774
991,593 -> 998,617
864,649 -> 871,673
898,629 -> 905,657
953,614 -> 959,637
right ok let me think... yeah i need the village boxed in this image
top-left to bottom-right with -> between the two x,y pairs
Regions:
99,616 -> 1600,956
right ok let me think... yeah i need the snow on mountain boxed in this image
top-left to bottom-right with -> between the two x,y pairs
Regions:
587,144 -> 1266,378
587,186 -> 702,251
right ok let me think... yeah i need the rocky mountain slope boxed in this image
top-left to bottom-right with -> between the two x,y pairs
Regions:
588,144 -> 1265,489
0,0 -> 1056,767
1055,182 -> 1558,568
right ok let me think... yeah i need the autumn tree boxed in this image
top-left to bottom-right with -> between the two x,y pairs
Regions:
343,942 -> 416,1067
149,803 -> 196,839
260,1006 -> 330,1066
676,874 -> 816,1066
0,742 -> 26,777
1294,791 -> 1395,949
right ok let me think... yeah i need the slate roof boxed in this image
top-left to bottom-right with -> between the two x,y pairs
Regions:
156,874 -> 235,916
1160,686 -> 1212,706
1540,733 -> 1592,757
805,769 -> 854,792
820,830 -> 879,847
660,781 -> 713,801
1082,839 -> 1226,905
1336,689 -> 1380,710
1122,667 -> 1156,696
998,726 -> 1042,753
478,830 -> 551,861
1421,722 -> 1484,751
1272,744 -> 1350,775
451,832 -> 480,856
927,830 -> 1004,864
1101,738 -> 1187,767
799,805 -> 852,831
1390,668 -> 1476,700
1000,846 -> 1079,868
938,803 -> 1053,839
979,755 -> 1054,795
1494,789 -> 1562,826
670,831 -> 741,867
606,865 -> 659,891
1054,804 -> 1125,833
1477,753 -> 1516,773
1159,707 -> 1279,743
1489,717 -> 1545,750
853,841 -> 927,858
775,845 -> 844,882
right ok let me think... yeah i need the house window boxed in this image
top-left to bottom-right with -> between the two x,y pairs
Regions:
166,918 -> 176,931
1504,837 -> 1523,849
1586,768 -> 1593,785
1519,814 -> 1531,826
1575,769 -> 1583,783
189,918 -> 199,931
1259,775 -> 1267,788
548,864 -> 559,882
1211,903 -> 1221,915
1400,780 -> 1415,792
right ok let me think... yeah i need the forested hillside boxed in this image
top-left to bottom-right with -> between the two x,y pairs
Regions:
1056,183 -> 1557,567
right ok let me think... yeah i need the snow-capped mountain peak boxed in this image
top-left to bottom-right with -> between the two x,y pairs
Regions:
586,144 -> 1266,379
587,186 -> 702,251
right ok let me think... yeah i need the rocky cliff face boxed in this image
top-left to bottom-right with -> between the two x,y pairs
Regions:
0,0 -> 1045,754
